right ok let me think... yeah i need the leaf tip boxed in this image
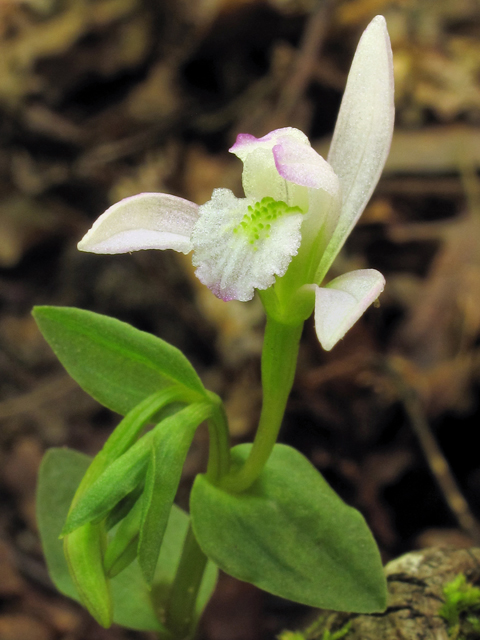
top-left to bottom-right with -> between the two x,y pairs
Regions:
32,305 -> 47,320
138,552 -> 157,589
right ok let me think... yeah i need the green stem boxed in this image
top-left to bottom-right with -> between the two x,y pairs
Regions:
221,315 -> 303,493
206,397 -> 230,483
161,395 -> 229,637
165,523 -> 208,639
159,316 -> 301,635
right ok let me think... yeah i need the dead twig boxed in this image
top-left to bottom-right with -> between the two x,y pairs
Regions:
0,374 -> 78,420
383,358 -> 480,546
269,0 -> 336,128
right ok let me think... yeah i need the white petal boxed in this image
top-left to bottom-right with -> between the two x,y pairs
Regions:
192,189 -> 303,302
77,193 -> 199,255
273,140 -> 339,194
231,128 -> 312,209
229,127 -> 310,162
241,148 -> 301,205
314,269 -> 385,351
231,128 -> 338,214
316,16 -> 394,282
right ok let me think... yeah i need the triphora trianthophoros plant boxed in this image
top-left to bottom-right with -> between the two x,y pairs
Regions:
34,15 -> 394,640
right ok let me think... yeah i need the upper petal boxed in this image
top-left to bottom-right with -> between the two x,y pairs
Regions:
77,193 -> 199,255
229,127 -> 310,162
273,141 -> 339,194
230,127 -> 338,213
231,128 -> 313,207
192,189 -> 303,302
315,15 -> 395,282
313,269 -> 385,351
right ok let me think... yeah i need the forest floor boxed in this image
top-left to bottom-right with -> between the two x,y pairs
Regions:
2,1 -> 480,639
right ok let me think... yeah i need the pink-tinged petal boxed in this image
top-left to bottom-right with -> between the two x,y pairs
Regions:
314,269 -> 385,351
315,16 -> 394,283
240,146 -> 309,209
273,141 -> 339,194
229,127 -> 310,162
77,193 -> 198,255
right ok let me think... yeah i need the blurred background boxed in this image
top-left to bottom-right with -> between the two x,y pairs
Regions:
2,0 -> 480,638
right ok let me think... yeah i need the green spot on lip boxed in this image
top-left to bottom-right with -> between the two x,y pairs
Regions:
234,197 -> 303,247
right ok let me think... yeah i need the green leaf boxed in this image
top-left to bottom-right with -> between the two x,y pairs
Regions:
152,506 -> 218,631
63,523 -> 112,627
37,448 -> 163,632
104,498 -> 143,577
81,387 -> 199,496
32,306 -> 206,415
139,403 -> 212,585
190,443 -> 386,613
62,432 -> 152,535
105,484 -> 143,532
63,403 -> 212,537
37,448 -> 218,632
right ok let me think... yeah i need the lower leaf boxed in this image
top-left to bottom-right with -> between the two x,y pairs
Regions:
190,443 -> 386,613
37,448 -> 217,632
139,402 -> 212,585
63,523 -> 112,627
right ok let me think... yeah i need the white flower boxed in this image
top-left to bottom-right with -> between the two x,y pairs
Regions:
78,15 -> 394,350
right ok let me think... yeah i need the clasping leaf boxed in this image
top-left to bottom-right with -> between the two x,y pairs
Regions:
62,403 -> 213,537
191,444 -> 386,613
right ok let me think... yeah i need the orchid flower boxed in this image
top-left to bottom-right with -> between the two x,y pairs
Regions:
78,15 -> 394,351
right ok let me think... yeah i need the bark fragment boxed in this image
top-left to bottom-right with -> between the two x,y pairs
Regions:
311,547 -> 480,640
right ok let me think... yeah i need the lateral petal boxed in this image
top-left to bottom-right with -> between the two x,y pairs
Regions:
241,147 -> 305,206
229,127 -> 310,162
273,141 -> 339,194
316,16 -> 394,282
77,193 -> 199,255
231,128 -> 312,209
314,269 -> 385,351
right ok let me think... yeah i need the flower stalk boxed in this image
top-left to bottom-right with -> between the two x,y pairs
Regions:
221,315 -> 303,492
164,524 -> 208,639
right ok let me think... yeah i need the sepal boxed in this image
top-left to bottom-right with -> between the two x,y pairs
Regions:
313,269 -> 385,351
78,193 -> 198,255
316,15 -> 395,283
